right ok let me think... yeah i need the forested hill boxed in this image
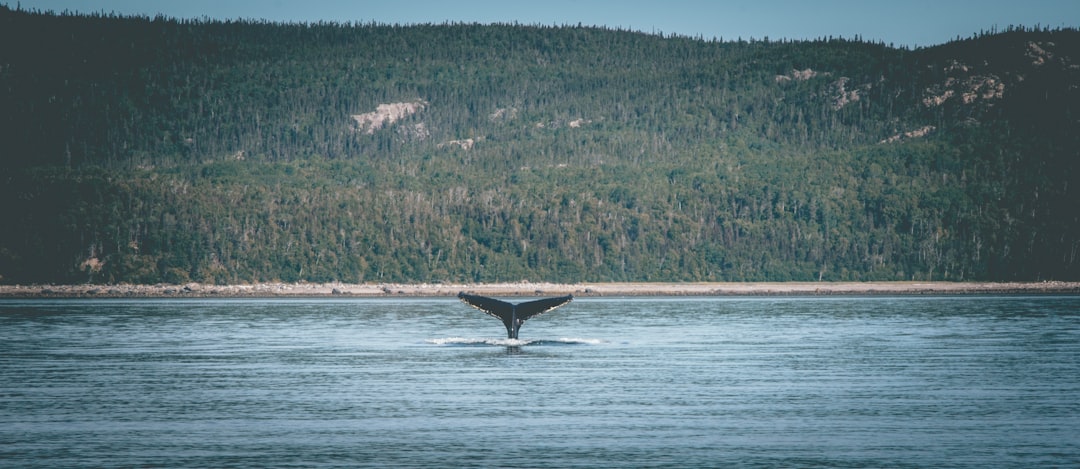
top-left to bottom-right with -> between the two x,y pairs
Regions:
1,6 -> 1078,285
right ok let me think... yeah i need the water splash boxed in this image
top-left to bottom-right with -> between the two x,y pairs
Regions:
427,337 -> 604,347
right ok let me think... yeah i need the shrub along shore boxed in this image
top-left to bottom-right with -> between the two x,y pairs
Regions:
2,282 -> 1079,298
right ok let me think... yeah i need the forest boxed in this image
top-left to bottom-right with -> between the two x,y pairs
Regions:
1,5 -> 1078,284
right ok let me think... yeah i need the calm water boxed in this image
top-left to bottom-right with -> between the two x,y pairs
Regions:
2,296 -> 1079,467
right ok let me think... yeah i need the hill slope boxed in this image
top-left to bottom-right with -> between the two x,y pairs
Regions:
1,7 -> 1078,284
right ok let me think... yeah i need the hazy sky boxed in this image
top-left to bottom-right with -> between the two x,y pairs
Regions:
13,0 -> 1080,48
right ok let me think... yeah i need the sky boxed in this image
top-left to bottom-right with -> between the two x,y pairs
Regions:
12,0 -> 1080,48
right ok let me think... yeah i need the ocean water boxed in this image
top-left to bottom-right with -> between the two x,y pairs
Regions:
1,296 -> 1079,467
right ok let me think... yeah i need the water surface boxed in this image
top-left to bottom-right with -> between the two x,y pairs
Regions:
2,296 -> 1079,467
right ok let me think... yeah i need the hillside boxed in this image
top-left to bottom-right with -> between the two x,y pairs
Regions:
1,6 -> 1078,284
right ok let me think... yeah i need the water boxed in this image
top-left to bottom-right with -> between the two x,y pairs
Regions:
2,296 -> 1079,467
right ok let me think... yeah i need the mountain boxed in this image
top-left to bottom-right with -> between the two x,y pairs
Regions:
1,6 -> 1078,284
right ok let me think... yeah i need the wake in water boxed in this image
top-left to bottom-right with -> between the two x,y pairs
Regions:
427,337 -> 606,347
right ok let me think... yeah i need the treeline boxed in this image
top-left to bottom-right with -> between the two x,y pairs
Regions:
1,6 -> 1078,284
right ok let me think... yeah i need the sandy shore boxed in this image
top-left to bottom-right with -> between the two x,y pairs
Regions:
2,281 -> 1079,298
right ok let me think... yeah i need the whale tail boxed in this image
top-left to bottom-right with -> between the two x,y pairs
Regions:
457,292 -> 574,339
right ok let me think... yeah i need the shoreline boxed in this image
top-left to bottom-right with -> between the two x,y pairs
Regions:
2,281 -> 1080,298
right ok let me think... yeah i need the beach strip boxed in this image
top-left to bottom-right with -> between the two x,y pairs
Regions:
3,281 -> 1080,298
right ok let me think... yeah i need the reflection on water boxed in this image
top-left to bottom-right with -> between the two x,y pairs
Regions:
2,296 -> 1079,467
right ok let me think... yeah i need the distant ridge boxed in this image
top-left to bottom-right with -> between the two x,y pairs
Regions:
1,7 -> 1078,284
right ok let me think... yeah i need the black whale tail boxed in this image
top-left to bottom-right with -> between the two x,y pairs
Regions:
457,292 -> 574,339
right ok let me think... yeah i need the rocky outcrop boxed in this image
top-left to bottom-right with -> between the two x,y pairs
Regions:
489,107 -> 518,121
775,68 -> 824,83
879,125 -> 936,144
775,68 -> 869,111
534,117 -> 593,129
927,75 -> 1001,108
351,100 -> 427,134
438,138 -> 475,150
832,77 -> 871,110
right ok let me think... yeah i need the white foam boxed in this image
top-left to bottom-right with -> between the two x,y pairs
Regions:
427,337 -> 486,345
488,338 -> 532,347
426,337 -> 604,347
426,337 -> 532,346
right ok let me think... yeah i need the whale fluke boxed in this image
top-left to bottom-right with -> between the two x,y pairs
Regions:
457,292 -> 573,339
